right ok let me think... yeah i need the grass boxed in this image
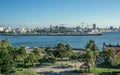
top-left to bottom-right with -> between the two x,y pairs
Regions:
0,68 -> 38,75
71,70 -> 83,73
10,69 -> 38,75
90,66 -> 120,74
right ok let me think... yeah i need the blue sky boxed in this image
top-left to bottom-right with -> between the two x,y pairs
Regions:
0,0 -> 120,28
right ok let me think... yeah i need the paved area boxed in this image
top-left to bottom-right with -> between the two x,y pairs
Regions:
31,61 -> 94,75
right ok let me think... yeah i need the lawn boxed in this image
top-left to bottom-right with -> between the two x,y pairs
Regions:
10,69 -> 38,75
90,66 -> 120,74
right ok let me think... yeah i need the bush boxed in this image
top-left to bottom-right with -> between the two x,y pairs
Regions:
38,56 -> 47,64
72,70 -> 83,73
47,57 -> 56,63
38,56 -> 56,64
11,69 -> 38,75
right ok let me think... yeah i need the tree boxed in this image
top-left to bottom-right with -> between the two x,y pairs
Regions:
91,44 -> 100,72
85,39 -> 94,49
0,38 -> 10,48
24,53 -> 37,66
0,39 -> 13,73
0,48 -> 13,73
85,40 -> 100,72
70,52 -> 78,70
12,47 -> 19,62
83,49 -> 94,65
32,47 -> 41,60
56,43 -> 66,67
65,44 -> 72,64
44,46 -> 56,63
17,46 -> 27,65
45,46 -> 54,57
102,48 -> 116,70
79,49 -> 93,72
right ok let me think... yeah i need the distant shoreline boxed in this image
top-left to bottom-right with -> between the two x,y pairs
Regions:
0,33 -> 102,36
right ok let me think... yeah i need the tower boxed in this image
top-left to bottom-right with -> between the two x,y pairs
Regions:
93,23 -> 96,29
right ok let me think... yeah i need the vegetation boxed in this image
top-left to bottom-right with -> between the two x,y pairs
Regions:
80,40 -> 100,72
0,38 -> 119,75
55,43 -> 72,67
0,39 -> 14,73
90,66 -> 120,75
11,69 -> 38,75
102,48 -> 116,70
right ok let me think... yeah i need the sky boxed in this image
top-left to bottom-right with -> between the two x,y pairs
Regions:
0,0 -> 120,28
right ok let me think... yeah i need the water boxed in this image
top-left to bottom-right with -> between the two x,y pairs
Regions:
0,32 -> 120,50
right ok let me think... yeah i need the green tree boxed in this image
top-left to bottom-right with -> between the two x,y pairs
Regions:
102,48 -> 116,70
83,49 -> 94,65
12,47 -> 19,62
65,44 -> 72,64
0,39 -> 13,73
45,46 -> 54,57
56,43 -> 66,67
85,40 -> 100,72
0,38 -> 10,48
70,52 -> 78,70
32,47 -> 41,60
0,48 -> 13,73
17,46 -> 27,65
80,49 -> 93,72
24,53 -> 37,66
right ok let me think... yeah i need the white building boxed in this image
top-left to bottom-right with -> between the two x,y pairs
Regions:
0,26 -> 4,32
4,27 -> 12,33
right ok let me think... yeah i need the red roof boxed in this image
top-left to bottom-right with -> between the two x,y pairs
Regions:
104,46 -> 120,58
116,51 -> 120,58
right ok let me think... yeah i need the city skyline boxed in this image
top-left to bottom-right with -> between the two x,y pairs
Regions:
0,0 -> 120,28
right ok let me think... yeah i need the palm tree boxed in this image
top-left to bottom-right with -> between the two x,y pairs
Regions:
45,46 -> 54,57
32,47 -> 41,60
102,48 -> 116,70
91,44 -> 100,72
56,43 -> 66,67
0,38 -> 10,48
17,46 -> 27,65
70,52 -> 78,70
85,40 -> 100,72
84,49 -> 94,65
24,53 -> 37,66
0,39 -> 13,73
65,44 -> 72,64
80,49 -> 94,72
12,47 -> 19,62
86,39 -> 94,49
93,50 -> 100,72
0,48 -> 13,73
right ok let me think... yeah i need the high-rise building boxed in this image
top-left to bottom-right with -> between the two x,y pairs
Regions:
110,26 -> 114,30
93,23 -> 96,29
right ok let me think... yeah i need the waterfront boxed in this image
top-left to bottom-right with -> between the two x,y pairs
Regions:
0,32 -> 120,50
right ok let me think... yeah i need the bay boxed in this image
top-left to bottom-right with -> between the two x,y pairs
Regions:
0,32 -> 120,50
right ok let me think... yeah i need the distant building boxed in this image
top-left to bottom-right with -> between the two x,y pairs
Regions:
15,28 -> 27,33
4,27 -> 12,33
50,25 -> 52,29
93,23 -> 96,29
0,26 -> 4,32
76,26 -> 81,32
110,26 -> 114,30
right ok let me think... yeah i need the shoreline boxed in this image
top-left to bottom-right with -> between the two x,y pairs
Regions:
0,33 -> 102,36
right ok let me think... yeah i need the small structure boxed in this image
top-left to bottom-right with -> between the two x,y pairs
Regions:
80,63 -> 90,73
103,42 -> 120,58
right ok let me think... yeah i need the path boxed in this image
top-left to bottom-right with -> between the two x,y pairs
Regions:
31,61 -> 93,75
